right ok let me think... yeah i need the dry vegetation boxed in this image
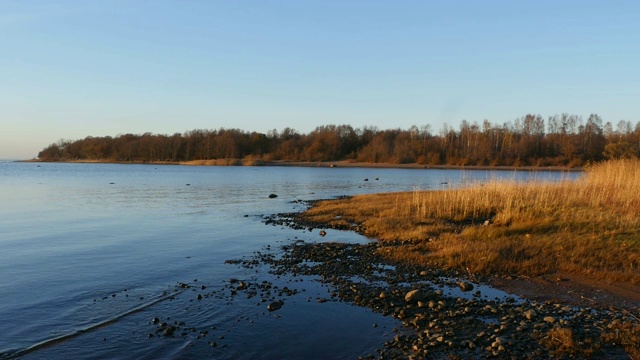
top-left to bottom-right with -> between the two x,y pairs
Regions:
180,156 -> 265,166
300,159 -> 640,284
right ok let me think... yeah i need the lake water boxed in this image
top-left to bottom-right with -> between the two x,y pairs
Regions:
0,162 -> 577,359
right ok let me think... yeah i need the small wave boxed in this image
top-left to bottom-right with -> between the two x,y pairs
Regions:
0,288 -> 188,359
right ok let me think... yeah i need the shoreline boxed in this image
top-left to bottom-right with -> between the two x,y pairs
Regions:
18,159 -> 584,172
258,211 -> 640,358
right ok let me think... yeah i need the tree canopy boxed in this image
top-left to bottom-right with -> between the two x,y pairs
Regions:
38,114 -> 640,167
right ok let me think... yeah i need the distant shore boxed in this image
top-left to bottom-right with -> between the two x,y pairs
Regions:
20,158 -> 584,172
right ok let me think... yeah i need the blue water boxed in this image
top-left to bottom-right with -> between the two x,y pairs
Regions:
0,162 -> 577,359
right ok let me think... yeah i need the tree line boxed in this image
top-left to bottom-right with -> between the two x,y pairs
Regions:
37,113 -> 640,166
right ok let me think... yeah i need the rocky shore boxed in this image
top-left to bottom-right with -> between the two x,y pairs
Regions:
253,210 -> 640,359
138,205 -> 639,359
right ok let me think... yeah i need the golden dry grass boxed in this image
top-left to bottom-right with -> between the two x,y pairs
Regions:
300,159 -> 640,283
180,157 -> 265,166
181,159 -> 242,166
542,327 -> 600,358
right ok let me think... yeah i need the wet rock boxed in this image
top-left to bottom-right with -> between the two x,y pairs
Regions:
163,326 -> 175,337
268,300 -> 284,311
459,282 -> 474,292
319,230 -> 327,237
268,194 -> 278,199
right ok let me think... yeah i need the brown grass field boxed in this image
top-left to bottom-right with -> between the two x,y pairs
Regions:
300,159 -> 640,284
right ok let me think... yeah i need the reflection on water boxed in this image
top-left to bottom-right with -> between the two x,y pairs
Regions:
0,163 -> 578,359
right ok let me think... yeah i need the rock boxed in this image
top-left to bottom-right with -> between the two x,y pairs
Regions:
268,194 -> 278,198
151,317 -> 160,324
319,230 -> 327,237
419,270 -> 428,276
543,316 -> 556,323
268,300 -> 284,311
405,289 -> 423,303
197,294 -> 202,300
524,309 -> 536,320
163,326 -> 175,336
459,282 -> 474,292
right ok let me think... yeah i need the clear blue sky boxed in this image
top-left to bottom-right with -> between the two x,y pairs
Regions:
1,0 -> 639,159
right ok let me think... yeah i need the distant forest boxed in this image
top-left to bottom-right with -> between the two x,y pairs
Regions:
38,113 -> 640,167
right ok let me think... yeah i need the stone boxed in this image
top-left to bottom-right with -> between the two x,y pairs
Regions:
543,316 -> 556,323
405,289 -> 423,303
523,309 -> 536,320
319,230 -> 327,237
163,326 -> 175,336
459,282 -> 474,292
268,194 -> 278,199
268,300 -> 284,311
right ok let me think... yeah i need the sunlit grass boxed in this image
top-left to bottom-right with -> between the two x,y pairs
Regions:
300,159 -> 640,283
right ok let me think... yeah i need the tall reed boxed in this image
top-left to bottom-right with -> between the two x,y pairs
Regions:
300,159 -> 640,283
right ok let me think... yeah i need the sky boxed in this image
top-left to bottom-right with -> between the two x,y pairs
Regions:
1,1 -> 639,159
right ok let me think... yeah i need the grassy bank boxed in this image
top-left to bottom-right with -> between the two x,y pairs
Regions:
300,159 -> 640,284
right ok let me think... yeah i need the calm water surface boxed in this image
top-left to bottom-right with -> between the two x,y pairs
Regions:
0,162 -> 577,359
